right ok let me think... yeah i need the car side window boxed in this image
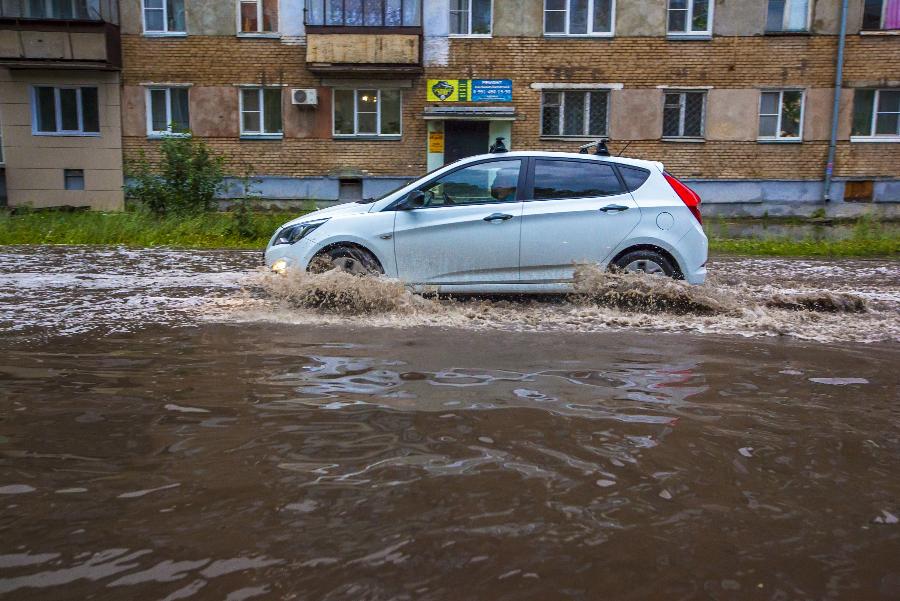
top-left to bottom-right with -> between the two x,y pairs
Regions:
420,159 -> 521,207
533,159 -> 623,200
618,165 -> 651,192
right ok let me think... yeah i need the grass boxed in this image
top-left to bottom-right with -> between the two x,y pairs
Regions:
706,217 -> 899,258
0,209 -> 897,258
0,209 -> 311,249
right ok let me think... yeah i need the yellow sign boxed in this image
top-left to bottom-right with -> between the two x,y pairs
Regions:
427,79 -> 467,102
428,131 -> 445,153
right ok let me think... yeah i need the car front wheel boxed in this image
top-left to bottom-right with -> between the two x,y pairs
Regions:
612,249 -> 677,278
308,245 -> 383,276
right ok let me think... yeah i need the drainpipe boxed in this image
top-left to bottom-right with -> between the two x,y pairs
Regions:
824,0 -> 850,202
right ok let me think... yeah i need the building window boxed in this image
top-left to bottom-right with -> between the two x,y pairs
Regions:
667,0 -> 711,36
146,87 -> 190,136
544,0 -> 614,36
863,0 -> 900,30
663,91 -> 705,138
143,0 -> 186,33
239,0 -> 277,33
852,89 -> 900,139
25,0 -> 95,19
541,90 -> 608,137
450,0 -> 492,35
240,88 -> 283,137
32,86 -> 99,136
333,89 -> 401,137
758,90 -> 804,141
765,0 -> 809,32
64,169 -> 85,191
306,0 -> 422,27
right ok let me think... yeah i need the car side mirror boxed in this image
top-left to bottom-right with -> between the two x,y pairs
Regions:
398,190 -> 426,210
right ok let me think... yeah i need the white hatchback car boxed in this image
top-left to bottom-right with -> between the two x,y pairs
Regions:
265,151 -> 707,293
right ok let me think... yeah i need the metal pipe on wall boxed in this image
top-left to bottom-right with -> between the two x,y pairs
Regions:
824,0 -> 850,202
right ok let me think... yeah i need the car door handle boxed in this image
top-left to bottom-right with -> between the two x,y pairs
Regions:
484,213 -> 514,222
599,204 -> 630,213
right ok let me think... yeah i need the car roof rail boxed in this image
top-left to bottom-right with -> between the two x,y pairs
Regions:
578,138 -> 611,157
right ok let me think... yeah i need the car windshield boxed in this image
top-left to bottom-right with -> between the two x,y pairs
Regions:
359,158 -> 469,204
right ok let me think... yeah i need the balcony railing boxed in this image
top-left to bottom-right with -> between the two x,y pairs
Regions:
305,0 -> 421,28
0,0 -> 118,23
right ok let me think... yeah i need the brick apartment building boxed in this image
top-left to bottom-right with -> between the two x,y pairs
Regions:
1,0 -> 898,211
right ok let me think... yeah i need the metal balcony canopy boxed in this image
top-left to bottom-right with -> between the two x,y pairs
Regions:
422,107 -> 518,121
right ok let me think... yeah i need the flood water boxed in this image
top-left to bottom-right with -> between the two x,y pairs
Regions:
1,247 -> 898,600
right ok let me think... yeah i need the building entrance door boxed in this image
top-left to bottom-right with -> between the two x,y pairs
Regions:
444,121 -> 489,164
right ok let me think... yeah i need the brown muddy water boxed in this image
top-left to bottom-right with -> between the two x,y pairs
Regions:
1,246 -> 899,600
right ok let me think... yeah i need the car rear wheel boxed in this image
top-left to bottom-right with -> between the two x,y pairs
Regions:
308,245 -> 383,276
612,250 -> 676,278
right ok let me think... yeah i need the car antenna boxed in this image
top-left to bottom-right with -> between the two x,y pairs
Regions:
578,138 -> 610,157
617,141 -> 632,157
489,137 -> 508,153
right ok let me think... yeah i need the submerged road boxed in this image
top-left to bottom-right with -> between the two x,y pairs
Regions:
0,247 -> 898,600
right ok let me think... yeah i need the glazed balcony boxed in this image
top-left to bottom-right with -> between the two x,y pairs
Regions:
304,0 -> 422,75
0,0 -> 121,69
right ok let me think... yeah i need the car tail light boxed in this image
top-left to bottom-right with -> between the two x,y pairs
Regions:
664,172 -> 702,225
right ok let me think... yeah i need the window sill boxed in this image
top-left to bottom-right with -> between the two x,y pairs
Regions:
240,134 -> 284,140
764,30 -> 811,35
236,32 -> 282,39
850,136 -> 900,143
757,138 -> 803,143
662,137 -> 705,143
540,135 -> 608,141
32,132 -> 101,137
860,29 -> 900,35
147,133 -> 191,139
666,33 -> 712,41
448,34 -> 492,39
333,135 -> 402,141
143,31 -> 187,38
543,33 -> 614,38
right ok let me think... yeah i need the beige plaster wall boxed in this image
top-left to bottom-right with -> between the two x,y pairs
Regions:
0,68 -> 124,210
493,0 -> 543,36
616,0 -> 667,36
714,0 -> 766,36
609,88 -> 662,139
705,88 -> 759,140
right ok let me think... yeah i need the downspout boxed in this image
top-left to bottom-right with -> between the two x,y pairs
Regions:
824,0 -> 850,202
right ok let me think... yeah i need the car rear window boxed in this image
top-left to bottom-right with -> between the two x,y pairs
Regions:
533,159 -> 623,200
618,165 -> 651,192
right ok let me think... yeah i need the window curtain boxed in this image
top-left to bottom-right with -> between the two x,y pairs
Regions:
886,0 -> 900,29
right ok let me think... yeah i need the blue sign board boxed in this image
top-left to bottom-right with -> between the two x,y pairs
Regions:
471,79 -> 513,102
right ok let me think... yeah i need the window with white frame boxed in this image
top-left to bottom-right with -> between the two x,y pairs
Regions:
852,89 -> 900,138
667,0 -> 711,36
663,91 -> 705,138
863,0 -> 900,30
758,90 -> 804,141
143,0 -> 186,33
765,0 -> 810,32
450,0 -> 492,35
333,89 -> 402,137
146,87 -> 190,136
32,86 -> 99,135
541,90 -> 608,137
544,0 -> 614,36
240,88 -> 283,137
239,0 -> 277,33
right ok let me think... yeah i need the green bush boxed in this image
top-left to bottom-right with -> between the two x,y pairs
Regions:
125,135 -> 226,217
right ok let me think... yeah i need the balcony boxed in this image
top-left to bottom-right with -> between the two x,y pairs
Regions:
304,0 -> 422,75
0,0 -> 121,69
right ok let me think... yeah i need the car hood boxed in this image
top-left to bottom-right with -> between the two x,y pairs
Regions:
281,201 -> 374,227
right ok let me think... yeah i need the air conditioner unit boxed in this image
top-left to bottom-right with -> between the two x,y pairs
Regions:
291,88 -> 318,106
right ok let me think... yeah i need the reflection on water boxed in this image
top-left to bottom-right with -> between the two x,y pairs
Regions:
1,247 -> 899,599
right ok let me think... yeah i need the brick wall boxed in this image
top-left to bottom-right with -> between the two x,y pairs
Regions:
121,34 -> 900,182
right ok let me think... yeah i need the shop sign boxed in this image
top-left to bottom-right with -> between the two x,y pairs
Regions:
427,79 -> 512,102
428,131 -> 445,153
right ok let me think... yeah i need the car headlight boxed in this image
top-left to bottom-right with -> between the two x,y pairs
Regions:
272,218 -> 329,246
